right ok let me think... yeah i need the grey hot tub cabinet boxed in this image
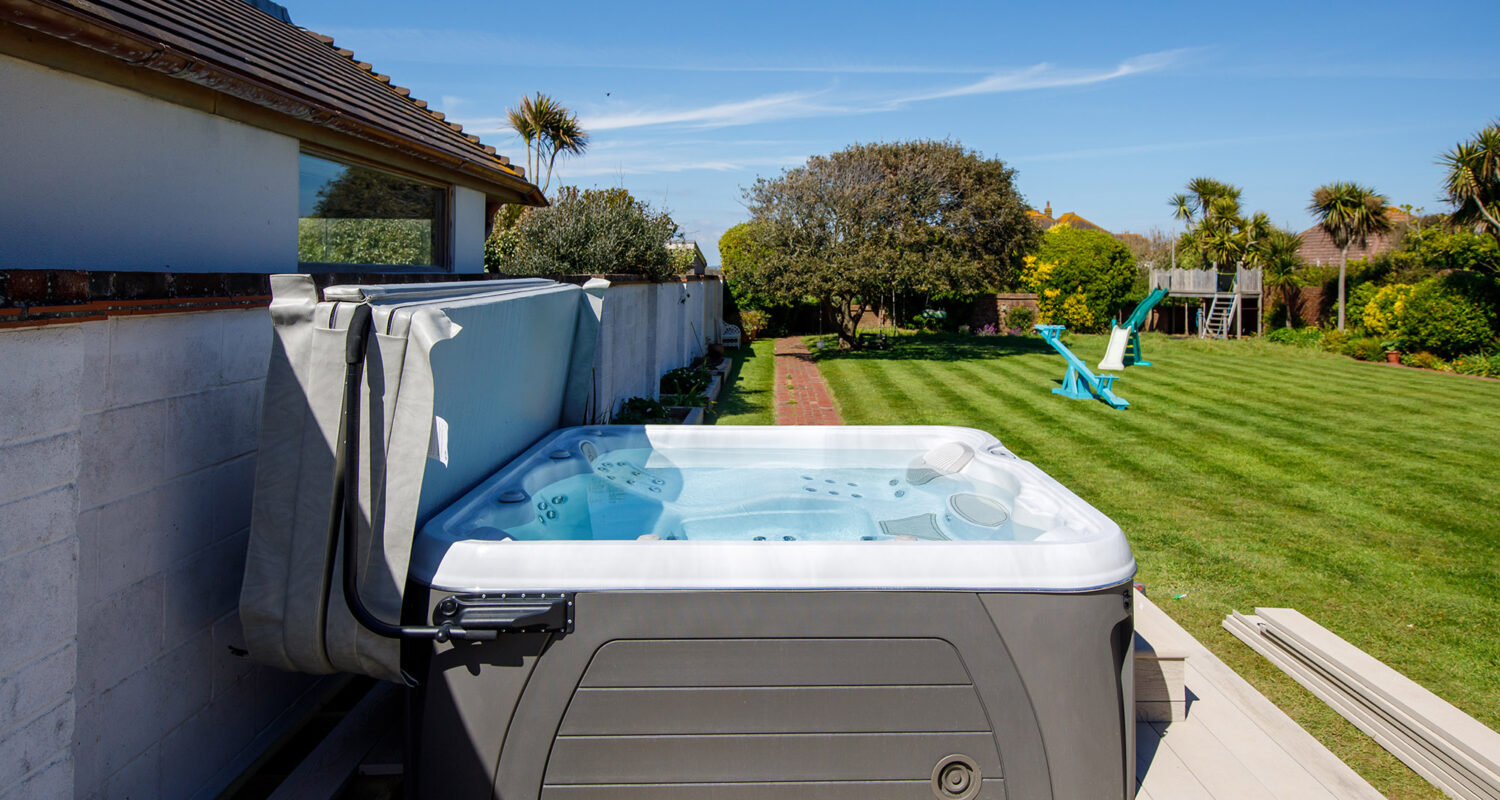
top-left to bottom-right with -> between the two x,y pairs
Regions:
409,585 -> 1135,799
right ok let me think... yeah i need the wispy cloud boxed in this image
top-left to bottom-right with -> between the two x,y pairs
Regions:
583,91 -> 845,131
558,154 -> 809,178
908,49 -> 1193,101
559,49 -> 1191,133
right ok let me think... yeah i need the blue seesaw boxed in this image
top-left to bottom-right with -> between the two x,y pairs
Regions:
1034,324 -> 1129,409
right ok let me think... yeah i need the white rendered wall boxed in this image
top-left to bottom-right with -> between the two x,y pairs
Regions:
0,54 -> 300,272
452,186 -> 487,274
0,311 -> 325,800
590,278 -> 724,420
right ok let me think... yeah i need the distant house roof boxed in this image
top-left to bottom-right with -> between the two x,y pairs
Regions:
1297,207 -> 1411,266
1027,202 -> 1111,234
1052,212 -> 1108,233
0,0 -> 543,205
667,240 -> 707,274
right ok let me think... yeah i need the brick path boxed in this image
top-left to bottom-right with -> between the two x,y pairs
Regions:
773,337 -> 844,425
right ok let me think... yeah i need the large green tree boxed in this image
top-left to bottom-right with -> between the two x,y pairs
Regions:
1440,121 -> 1500,248
1308,182 -> 1392,331
717,220 -> 777,310
742,140 -> 1036,347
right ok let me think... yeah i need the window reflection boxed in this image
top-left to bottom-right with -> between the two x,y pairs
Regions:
297,153 -> 446,267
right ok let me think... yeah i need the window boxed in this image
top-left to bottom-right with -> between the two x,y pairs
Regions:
297,152 -> 449,269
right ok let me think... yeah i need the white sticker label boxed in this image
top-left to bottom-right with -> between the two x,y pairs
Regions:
428,415 -> 450,466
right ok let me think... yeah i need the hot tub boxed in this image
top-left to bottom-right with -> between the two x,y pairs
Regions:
407,425 -> 1136,800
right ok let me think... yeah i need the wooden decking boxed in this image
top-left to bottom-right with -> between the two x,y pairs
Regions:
1134,591 -> 1385,799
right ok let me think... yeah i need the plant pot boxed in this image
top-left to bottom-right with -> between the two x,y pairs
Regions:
1385,350 -> 1402,364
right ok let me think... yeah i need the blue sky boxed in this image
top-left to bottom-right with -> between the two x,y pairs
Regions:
291,0 -> 1499,265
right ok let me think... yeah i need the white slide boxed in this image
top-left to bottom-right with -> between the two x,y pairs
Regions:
1098,326 -> 1130,371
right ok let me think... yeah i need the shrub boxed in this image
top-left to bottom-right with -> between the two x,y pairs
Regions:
1265,327 -> 1323,347
1360,284 -> 1415,337
737,309 -> 768,340
503,187 -> 677,279
1452,353 -> 1500,377
661,366 -> 712,396
1339,336 -> 1386,362
1004,305 -> 1036,330
1400,351 -> 1452,372
612,396 -> 674,424
1388,225 -> 1500,278
914,308 -> 947,331
1396,278 -> 1492,358
1027,227 -> 1137,332
1319,328 -> 1351,352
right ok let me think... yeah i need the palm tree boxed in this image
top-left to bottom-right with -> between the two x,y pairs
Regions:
1440,121 -> 1500,247
1260,229 -> 1306,327
1308,182 -> 1391,331
506,93 -> 554,183
506,93 -> 590,193
537,111 -> 589,194
1167,193 -> 1194,268
1174,178 -> 1242,270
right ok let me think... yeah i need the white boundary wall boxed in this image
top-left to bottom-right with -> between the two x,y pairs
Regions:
0,310 -> 329,800
0,276 -> 720,796
591,277 -> 723,420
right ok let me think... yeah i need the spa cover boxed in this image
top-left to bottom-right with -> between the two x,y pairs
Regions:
240,275 -> 607,681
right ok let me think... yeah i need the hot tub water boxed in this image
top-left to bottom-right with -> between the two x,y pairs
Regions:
477,445 -> 1045,543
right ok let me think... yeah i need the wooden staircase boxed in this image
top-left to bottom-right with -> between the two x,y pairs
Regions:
1200,275 -> 1241,339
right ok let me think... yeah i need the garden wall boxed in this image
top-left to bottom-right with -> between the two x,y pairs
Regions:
587,274 -> 724,419
969,293 -> 1039,330
0,270 -> 721,798
0,308 -> 327,800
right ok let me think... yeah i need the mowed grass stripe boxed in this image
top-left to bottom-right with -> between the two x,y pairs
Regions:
1115,357 -> 1500,509
813,333 -> 1499,800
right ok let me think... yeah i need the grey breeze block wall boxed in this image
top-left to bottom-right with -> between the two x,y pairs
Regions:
0,309 -> 325,800
0,277 -> 724,798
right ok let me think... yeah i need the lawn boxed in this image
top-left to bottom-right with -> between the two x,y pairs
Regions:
711,338 -> 777,424
725,330 -> 1499,799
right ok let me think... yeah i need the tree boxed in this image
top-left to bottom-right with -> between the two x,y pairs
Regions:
1440,121 -> 1500,248
1259,228 -> 1306,327
718,221 -> 778,310
1308,182 -> 1392,331
1167,178 -> 1260,271
743,140 -> 1037,347
500,186 -> 677,279
1029,226 -> 1137,331
506,93 -> 590,194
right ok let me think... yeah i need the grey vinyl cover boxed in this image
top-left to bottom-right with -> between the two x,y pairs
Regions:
240,274 -> 608,681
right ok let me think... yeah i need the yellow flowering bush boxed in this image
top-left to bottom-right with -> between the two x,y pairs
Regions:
1361,284 -> 1414,338
1022,256 -> 1098,331
1059,292 -> 1096,330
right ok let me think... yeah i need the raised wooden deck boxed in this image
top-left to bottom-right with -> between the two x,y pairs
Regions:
1134,591 -> 1384,799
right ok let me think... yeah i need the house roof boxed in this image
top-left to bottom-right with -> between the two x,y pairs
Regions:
1052,212 -> 1108,233
1297,207 -> 1410,266
0,0 -> 544,204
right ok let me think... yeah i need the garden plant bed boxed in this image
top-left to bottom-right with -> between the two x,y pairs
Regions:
728,331 -> 1500,799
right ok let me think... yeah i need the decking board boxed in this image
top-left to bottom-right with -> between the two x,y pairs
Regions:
1134,592 -> 1384,800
